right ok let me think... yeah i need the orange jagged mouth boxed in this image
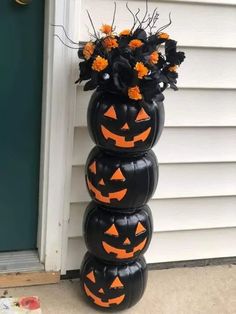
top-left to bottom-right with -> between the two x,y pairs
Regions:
84,284 -> 125,308
87,178 -> 127,204
101,125 -> 151,148
102,238 -> 147,259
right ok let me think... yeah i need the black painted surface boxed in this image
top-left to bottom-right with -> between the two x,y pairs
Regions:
80,252 -> 148,311
87,91 -> 165,155
83,202 -> 153,263
85,147 -> 158,209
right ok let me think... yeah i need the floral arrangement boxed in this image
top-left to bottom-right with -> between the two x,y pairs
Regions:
76,1 -> 185,102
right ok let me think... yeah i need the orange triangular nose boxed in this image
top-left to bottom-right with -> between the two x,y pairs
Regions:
121,123 -> 130,130
99,178 -> 105,186
99,288 -> 105,294
123,237 -> 131,245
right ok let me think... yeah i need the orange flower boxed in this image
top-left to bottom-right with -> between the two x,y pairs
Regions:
128,86 -> 142,100
100,24 -> 113,35
103,37 -> 118,51
128,39 -> 143,49
158,32 -> 169,40
168,65 -> 178,72
92,56 -> 108,72
134,62 -> 149,79
83,42 -> 95,60
149,51 -> 159,64
119,29 -> 131,36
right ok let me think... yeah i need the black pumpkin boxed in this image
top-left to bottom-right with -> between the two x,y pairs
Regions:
87,91 -> 165,155
83,202 -> 153,263
85,146 -> 158,209
80,252 -> 147,311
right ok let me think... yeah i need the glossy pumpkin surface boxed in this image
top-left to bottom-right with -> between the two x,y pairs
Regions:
83,202 -> 153,262
80,252 -> 147,311
87,91 -> 165,155
85,146 -> 158,209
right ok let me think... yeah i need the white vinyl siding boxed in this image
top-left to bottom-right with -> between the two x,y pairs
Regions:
79,1 -> 236,48
73,127 -> 236,164
66,228 -> 236,270
63,0 -> 236,271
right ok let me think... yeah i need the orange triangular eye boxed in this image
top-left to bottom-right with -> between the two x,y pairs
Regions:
86,270 -> 96,283
110,168 -> 126,181
104,106 -> 117,119
110,276 -> 124,289
104,224 -> 119,236
89,161 -> 96,174
135,222 -> 146,235
135,108 -> 150,122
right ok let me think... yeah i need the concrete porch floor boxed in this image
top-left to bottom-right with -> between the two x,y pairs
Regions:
0,264 -> 236,314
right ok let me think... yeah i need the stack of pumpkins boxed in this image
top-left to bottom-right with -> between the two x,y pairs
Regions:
80,90 -> 164,311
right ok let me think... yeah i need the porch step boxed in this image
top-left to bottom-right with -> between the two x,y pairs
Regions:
0,251 -> 44,273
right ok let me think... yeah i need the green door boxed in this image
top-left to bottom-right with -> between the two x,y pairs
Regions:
0,1 -> 44,251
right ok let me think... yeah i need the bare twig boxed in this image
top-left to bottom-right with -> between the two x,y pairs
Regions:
86,10 -> 98,39
126,2 -> 136,30
111,2 -> 117,30
135,8 -> 142,28
140,0 -> 149,28
51,24 -> 79,45
156,12 -> 172,34
144,8 -> 157,30
54,34 -> 79,49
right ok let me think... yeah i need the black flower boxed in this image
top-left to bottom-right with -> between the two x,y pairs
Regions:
75,3 -> 186,102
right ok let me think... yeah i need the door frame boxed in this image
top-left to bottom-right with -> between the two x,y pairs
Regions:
37,0 -> 80,272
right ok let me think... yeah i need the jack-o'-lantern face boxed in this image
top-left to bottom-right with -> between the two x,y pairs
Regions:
87,92 -> 165,153
101,105 -> 151,148
84,270 -> 125,308
86,160 -> 128,204
102,221 -> 147,259
80,252 -> 148,311
84,202 -> 153,262
85,147 -> 158,209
